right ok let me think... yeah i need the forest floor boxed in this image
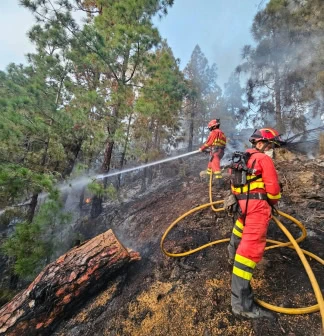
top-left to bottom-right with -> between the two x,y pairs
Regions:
51,151 -> 324,336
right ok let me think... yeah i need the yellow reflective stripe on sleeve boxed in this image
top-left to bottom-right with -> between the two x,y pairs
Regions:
233,266 -> 253,281
235,220 -> 244,230
267,192 -> 281,200
233,228 -> 242,238
235,254 -> 256,269
231,181 -> 265,193
213,140 -> 226,146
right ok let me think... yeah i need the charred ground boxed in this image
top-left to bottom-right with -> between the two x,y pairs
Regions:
49,151 -> 323,335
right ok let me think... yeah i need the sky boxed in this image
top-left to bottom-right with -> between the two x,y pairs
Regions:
0,0 -> 267,89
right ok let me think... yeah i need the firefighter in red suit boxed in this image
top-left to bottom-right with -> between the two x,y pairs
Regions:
198,119 -> 226,186
227,128 -> 282,319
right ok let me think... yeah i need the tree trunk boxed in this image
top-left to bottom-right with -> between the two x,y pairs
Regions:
90,139 -> 114,218
90,100 -> 120,218
274,63 -> 283,133
187,102 -> 195,152
0,229 -> 140,336
62,139 -> 83,178
147,166 -> 154,186
27,193 -> 39,223
90,195 -> 103,219
140,143 -> 150,193
141,164 -> 148,193
117,113 -> 133,189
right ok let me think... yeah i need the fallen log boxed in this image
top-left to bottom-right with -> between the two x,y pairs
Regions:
0,229 -> 140,336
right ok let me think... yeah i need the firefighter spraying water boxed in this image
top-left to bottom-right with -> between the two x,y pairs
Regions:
161,127 -> 324,330
198,119 -> 227,188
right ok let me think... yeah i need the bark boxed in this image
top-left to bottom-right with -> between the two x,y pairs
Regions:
90,102 -> 119,218
140,164 -> 148,193
90,195 -> 103,219
62,139 -> 83,178
140,144 -> 150,192
274,63 -> 283,132
0,229 -> 140,336
27,193 -> 39,223
187,103 -> 195,152
118,113 -> 133,189
90,138 -> 114,218
101,140 -> 115,176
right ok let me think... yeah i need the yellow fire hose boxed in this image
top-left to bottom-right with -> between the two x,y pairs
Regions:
160,173 -> 324,331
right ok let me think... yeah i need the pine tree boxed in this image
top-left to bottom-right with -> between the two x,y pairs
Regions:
183,45 -> 221,150
133,43 -> 186,190
237,0 -> 324,133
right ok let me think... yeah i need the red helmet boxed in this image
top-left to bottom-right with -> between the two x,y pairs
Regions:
249,128 -> 282,146
208,119 -> 220,130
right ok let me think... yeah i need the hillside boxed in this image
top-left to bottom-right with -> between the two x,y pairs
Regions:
49,150 -> 324,336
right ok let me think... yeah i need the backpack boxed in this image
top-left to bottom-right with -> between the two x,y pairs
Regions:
228,151 -> 260,189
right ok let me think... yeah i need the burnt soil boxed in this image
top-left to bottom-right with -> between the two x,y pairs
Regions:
53,151 -> 324,336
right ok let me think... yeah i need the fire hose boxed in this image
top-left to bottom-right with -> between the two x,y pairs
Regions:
160,172 -> 324,331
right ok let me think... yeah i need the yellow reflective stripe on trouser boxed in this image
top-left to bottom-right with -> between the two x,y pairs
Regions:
233,266 -> 253,281
233,254 -> 256,281
235,219 -> 244,230
235,254 -> 256,269
207,168 -> 212,175
233,228 -> 242,238
232,219 -> 243,238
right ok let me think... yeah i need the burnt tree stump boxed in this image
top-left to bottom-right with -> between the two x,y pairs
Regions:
0,229 -> 140,336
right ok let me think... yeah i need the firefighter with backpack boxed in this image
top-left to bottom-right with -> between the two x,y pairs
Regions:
227,128 -> 283,319
198,119 -> 227,187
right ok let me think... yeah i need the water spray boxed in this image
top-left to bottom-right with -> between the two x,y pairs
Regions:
0,150 -> 200,215
96,150 -> 200,180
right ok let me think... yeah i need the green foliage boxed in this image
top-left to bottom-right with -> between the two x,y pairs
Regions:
2,193 -> 71,278
132,44 -> 186,159
267,0 -> 287,14
238,0 -> 324,132
2,220 -> 45,278
183,45 -> 222,146
87,182 -> 117,200
0,164 -> 54,207
0,208 -> 24,231
1,0 -> 180,275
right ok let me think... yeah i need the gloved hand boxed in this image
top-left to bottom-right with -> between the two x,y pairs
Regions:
223,192 -> 238,216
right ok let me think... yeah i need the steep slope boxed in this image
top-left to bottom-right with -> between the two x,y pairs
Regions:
29,153 -> 324,335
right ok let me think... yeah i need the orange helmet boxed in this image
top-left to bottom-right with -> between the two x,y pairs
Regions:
208,119 -> 220,130
249,128 -> 282,146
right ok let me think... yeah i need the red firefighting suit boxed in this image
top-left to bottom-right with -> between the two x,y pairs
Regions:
227,148 -> 281,313
200,128 -> 227,180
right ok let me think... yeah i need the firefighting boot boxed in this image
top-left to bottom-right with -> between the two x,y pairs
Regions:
232,304 -> 275,320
